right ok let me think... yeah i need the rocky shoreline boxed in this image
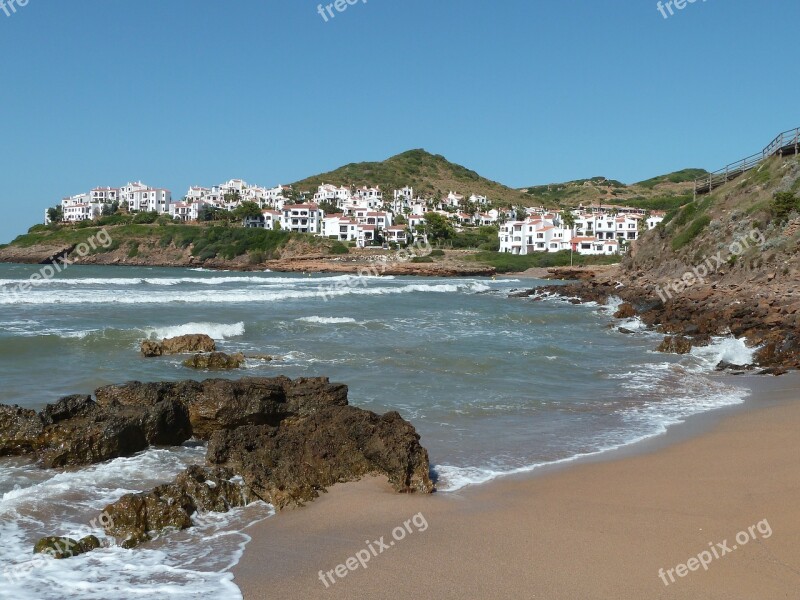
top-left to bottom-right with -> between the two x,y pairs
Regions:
0,242 -> 496,276
517,266 -> 799,372
0,377 -> 434,554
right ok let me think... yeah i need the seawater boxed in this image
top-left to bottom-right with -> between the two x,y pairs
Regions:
0,264 -> 754,599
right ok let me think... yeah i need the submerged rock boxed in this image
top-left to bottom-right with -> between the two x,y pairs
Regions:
183,352 -> 245,370
140,334 -> 216,357
102,465 -> 249,548
33,535 -> 101,559
656,335 -> 693,354
614,302 -> 637,319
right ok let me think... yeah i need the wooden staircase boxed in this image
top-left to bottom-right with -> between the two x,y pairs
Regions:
694,127 -> 800,197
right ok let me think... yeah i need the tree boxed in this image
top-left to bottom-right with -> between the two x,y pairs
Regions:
233,201 -> 262,221
223,191 -> 242,205
771,192 -> 799,223
560,211 -> 576,231
422,212 -> 455,244
101,200 -> 119,217
47,205 -> 63,223
317,201 -> 338,215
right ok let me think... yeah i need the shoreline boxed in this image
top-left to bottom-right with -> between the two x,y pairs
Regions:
233,372 -> 800,599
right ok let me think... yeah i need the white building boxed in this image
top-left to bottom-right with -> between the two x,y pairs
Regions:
120,182 -> 172,214
243,209 -> 282,230
647,211 -> 666,229
384,225 -> 408,245
281,203 -> 323,234
322,214 -> 360,242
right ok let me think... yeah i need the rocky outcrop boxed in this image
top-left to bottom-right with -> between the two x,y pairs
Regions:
103,465 -> 248,548
207,407 -> 434,509
183,352 -> 245,370
94,377 -> 348,440
0,394 -> 191,468
519,270 -> 799,371
140,334 -> 216,357
4,377 -> 433,551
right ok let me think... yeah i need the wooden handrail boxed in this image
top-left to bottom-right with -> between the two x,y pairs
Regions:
694,127 -> 800,196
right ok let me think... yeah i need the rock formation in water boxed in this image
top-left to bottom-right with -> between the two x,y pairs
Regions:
10,377 -> 434,552
140,334 -> 216,357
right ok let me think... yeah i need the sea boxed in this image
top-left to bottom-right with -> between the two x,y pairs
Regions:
0,263 -> 758,599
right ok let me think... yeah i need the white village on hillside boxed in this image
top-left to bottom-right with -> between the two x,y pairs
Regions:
49,179 -> 666,256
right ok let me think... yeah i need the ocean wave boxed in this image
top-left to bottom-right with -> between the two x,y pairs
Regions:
0,447 -> 274,600
690,335 -> 758,368
144,322 -> 246,340
296,316 -> 358,324
0,282 -> 478,305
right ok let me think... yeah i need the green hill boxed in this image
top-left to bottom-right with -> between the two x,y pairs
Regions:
292,149 -> 531,207
519,170 -> 706,212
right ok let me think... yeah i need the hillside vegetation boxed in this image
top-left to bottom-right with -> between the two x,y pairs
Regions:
2,222 -> 340,267
625,154 -> 800,280
293,149 -> 534,207
519,169 -> 705,212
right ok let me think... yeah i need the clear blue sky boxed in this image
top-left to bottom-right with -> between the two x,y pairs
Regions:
1,0 -> 798,242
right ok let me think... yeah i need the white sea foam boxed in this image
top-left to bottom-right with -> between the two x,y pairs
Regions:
0,447 -> 273,600
144,322 -> 246,340
0,282 -> 476,305
296,316 -> 358,324
690,335 -> 758,368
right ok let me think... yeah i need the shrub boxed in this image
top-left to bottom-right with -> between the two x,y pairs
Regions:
329,241 -> 349,255
672,215 -> 711,250
248,251 -> 266,264
97,214 -> 133,227
429,249 -> 445,257
133,212 -> 159,225
771,192 -> 799,223
127,242 -> 140,258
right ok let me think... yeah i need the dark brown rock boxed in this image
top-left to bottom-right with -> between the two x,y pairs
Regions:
0,393 -> 192,468
656,335 -> 693,354
183,352 -> 245,370
95,377 -> 349,440
614,303 -> 636,319
0,405 -> 43,456
33,535 -> 101,559
207,405 -> 434,510
140,334 -> 216,357
102,465 -> 248,548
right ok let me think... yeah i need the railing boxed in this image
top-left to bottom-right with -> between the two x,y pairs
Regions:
763,127 -> 800,158
694,126 -> 800,197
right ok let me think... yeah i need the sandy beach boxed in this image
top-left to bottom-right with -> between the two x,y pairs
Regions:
235,373 -> 800,600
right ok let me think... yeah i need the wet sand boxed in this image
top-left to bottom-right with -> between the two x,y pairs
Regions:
234,374 -> 800,599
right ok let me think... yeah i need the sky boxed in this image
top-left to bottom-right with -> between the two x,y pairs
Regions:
0,0 -> 798,243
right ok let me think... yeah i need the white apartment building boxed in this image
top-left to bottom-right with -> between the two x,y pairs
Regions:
120,182 -> 172,214
243,209 -> 282,230
61,193 -> 97,222
322,214 -> 360,242
281,204 -> 323,234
